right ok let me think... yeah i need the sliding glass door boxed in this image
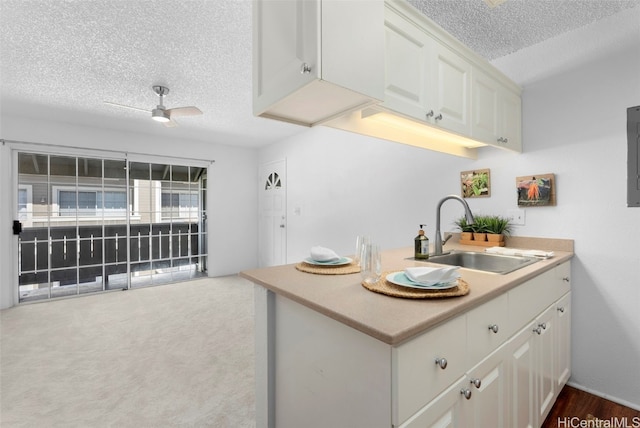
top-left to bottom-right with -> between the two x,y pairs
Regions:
17,152 -> 208,302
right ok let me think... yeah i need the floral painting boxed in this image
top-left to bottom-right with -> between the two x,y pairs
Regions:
516,173 -> 556,206
461,169 -> 490,198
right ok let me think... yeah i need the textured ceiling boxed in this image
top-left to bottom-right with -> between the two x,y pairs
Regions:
408,0 -> 640,60
1,0 -> 639,148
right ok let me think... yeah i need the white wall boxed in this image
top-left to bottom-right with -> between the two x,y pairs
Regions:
259,32 -> 640,409
0,114 -> 259,309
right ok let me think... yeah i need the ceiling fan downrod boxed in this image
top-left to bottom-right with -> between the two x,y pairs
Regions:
152,85 -> 170,122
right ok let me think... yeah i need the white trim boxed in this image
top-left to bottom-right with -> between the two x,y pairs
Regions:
3,139 -> 215,167
566,381 -> 640,412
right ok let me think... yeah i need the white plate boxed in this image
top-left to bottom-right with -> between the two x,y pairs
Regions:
303,257 -> 352,266
386,272 -> 459,290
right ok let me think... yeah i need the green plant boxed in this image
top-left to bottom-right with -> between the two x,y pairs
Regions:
484,215 -> 512,236
469,215 -> 489,234
454,216 -> 474,233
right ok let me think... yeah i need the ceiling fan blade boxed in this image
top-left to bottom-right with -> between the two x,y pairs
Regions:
104,101 -> 150,113
163,119 -> 179,128
167,106 -> 202,117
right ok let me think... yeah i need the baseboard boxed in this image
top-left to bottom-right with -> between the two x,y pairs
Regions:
567,381 -> 640,412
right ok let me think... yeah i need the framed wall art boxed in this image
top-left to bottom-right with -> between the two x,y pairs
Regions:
461,169 -> 490,198
516,173 -> 556,206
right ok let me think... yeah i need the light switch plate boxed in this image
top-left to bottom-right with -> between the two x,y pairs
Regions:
507,209 -> 526,225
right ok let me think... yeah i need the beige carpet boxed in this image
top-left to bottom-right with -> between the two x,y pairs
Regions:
1,275 -> 256,427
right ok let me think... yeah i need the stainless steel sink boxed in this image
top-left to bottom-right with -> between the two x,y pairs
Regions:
424,251 -> 539,274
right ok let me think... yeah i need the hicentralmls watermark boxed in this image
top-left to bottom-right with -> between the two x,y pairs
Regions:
557,416 -> 640,428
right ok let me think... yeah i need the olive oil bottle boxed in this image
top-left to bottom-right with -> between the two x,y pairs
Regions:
414,224 -> 429,260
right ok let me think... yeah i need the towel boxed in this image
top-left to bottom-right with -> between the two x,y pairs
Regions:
310,246 -> 341,262
404,266 -> 461,286
485,247 -> 555,259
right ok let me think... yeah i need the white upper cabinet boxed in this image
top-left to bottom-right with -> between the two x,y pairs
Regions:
383,6 -> 471,136
472,67 -> 522,152
254,0 -> 522,155
253,0 -> 384,126
431,42 -> 471,136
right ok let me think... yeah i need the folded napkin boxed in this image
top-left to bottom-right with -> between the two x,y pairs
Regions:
485,247 -> 555,259
310,246 -> 341,262
404,266 -> 461,286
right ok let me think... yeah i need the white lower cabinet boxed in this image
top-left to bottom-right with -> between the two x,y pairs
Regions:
253,261 -> 571,428
394,262 -> 571,428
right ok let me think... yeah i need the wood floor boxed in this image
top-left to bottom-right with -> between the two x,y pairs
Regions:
542,385 -> 640,428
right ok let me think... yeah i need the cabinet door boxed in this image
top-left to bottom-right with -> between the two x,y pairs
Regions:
507,321 -> 537,428
431,41 -> 472,136
471,68 -> 500,144
497,87 -> 522,151
393,315 -> 467,425
466,293 -> 508,368
383,7 -> 430,121
466,344 -> 509,428
253,0 -> 319,114
555,292 -> 572,395
400,376 -> 470,428
535,304 -> 556,424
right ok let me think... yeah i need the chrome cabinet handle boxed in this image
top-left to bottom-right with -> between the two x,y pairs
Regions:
434,113 -> 443,121
497,137 -> 506,143
533,326 -> 542,335
460,388 -> 472,400
435,357 -> 448,370
557,306 -> 565,313
470,378 -> 482,389
488,324 -> 499,334
426,110 -> 434,118
300,63 -> 312,74
538,323 -> 547,330
562,277 -> 570,282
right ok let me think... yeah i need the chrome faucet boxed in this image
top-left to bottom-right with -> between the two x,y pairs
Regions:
434,195 -> 475,256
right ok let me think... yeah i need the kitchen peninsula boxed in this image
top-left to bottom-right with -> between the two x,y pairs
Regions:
240,237 -> 574,428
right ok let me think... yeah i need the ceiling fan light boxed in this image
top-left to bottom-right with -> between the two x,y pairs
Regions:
151,108 -> 170,122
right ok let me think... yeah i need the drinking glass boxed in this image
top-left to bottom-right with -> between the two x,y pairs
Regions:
360,243 -> 381,284
354,235 -> 370,266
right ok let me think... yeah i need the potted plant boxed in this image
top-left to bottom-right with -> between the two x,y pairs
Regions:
484,215 -> 512,243
470,215 -> 489,242
454,216 -> 474,241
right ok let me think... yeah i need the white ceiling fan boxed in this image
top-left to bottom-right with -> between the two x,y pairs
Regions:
104,85 -> 202,127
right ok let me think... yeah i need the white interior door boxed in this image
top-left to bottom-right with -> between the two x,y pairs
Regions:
259,159 -> 286,267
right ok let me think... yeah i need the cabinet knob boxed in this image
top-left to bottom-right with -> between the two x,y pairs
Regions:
497,137 -> 505,143
434,113 -> 443,121
435,357 -> 448,370
470,378 -> 482,389
460,388 -> 472,400
562,276 -> 570,282
557,306 -> 565,313
300,63 -> 312,74
538,322 -> 547,330
503,138 -> 508,143
488,324 -> 499,334
533,326 -> 542,335
426,110 -> 434,118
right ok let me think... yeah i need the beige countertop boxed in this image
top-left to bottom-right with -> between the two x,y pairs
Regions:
240,235 -> 574,346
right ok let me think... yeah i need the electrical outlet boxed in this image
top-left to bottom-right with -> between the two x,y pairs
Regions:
507,209 -> 526,225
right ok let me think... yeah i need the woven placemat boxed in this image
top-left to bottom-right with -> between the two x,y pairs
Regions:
295,261 -> 361,275
361,271 -> 469,299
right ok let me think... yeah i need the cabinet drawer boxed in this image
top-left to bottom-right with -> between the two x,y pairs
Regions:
393,314 -> 467,425
466,293 -> 508,368
508,262 -> 571,332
